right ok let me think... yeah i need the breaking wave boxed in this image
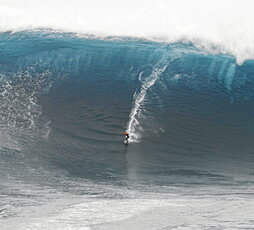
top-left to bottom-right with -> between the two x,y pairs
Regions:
1,0 -> 254,63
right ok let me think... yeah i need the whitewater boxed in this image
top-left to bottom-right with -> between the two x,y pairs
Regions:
1,0 -> 254,64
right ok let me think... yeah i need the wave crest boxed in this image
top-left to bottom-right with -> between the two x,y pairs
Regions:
1,0 -> 254,63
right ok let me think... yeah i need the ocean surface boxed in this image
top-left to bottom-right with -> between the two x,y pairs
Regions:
1,1 -> 254,229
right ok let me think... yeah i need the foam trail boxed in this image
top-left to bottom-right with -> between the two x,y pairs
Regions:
127,65 -> 167,142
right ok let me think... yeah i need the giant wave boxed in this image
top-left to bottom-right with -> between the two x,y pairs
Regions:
0,31 -> 254,145
1,3 -> 254,229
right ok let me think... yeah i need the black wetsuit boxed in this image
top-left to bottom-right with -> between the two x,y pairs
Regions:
125,134 -> 129,142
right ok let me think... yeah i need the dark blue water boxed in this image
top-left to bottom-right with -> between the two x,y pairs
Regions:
1,31 -> 254,229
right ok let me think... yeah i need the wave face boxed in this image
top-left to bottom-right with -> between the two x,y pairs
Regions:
1,0 -> 254,64
1,30 -> 254,173
1,31 -> 254,229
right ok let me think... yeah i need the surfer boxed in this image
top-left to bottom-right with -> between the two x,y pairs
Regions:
123,132 -> 129,143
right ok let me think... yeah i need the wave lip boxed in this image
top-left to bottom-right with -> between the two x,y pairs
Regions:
1,0 -> 254,63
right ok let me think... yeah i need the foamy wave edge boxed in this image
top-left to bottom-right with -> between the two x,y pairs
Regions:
1,0 -> 254,64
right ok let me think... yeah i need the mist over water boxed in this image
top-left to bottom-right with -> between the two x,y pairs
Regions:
0,1 -> 254,229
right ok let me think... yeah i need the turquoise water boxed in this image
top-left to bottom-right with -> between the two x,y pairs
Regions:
1,31 -> 254,229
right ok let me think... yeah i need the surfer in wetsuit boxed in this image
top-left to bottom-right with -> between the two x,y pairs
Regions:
123,132 -> 129,143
